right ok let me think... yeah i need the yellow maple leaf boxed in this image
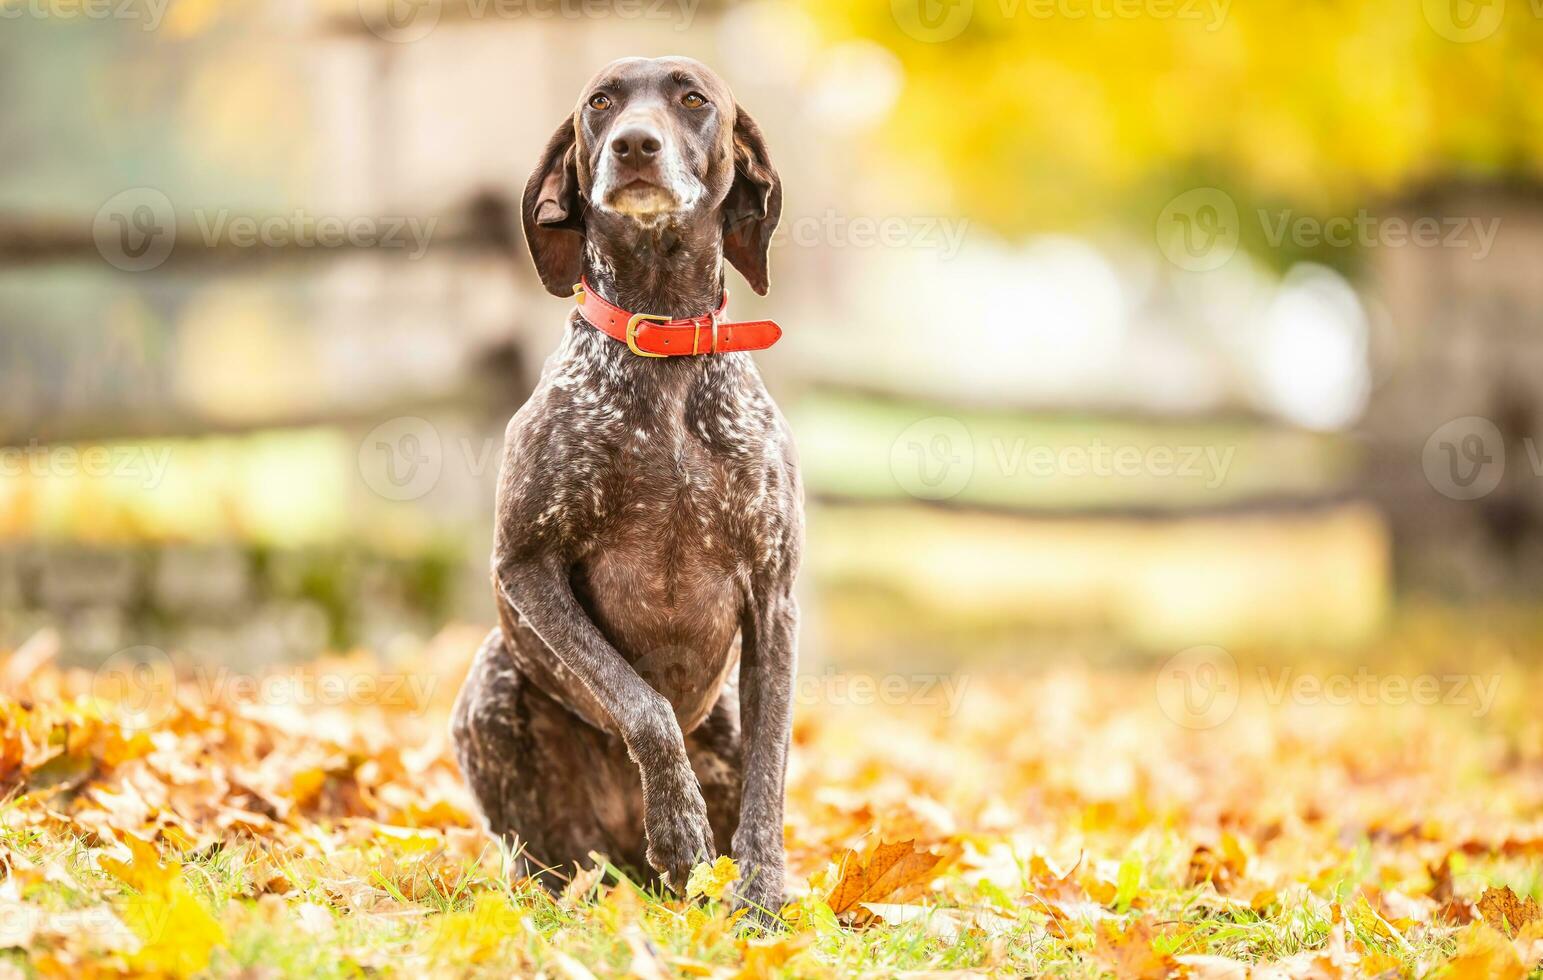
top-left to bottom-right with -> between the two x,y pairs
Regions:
732,934 -> 812,980
99,833 -> 167,894
686,855 -> 740,901
425,891 -> 525,965
101,833 -> 227,979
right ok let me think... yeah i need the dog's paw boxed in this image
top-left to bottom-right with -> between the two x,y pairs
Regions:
728,847 -> 787,929
729,884 -> 787,932
643,783 -> 714,894
731,901 -> 790,932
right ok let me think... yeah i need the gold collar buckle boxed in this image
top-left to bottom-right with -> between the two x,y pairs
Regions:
626,312 -> 669,358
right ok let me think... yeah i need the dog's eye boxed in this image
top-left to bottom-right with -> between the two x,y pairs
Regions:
681,92 -> 707,109
588,94 -> 611,111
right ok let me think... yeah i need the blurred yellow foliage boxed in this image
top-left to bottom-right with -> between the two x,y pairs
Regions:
801,0 -> 1543,234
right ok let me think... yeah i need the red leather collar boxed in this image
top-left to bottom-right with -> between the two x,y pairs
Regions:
572,278 -> 782,357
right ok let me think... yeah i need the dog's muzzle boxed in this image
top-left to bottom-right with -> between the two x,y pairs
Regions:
592,117 -> 702,216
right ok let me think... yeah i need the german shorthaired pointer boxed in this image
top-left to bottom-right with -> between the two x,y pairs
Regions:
451,56 -> 800,919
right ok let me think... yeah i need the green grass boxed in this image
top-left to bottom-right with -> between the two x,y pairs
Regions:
3,817 -> 1535,978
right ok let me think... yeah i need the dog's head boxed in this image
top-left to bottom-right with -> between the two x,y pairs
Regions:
521,56 -> 782,297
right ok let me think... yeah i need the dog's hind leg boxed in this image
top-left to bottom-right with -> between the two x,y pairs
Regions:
451,627 -> 649,889
450,627 -> 544,879
685,674 -> 744,859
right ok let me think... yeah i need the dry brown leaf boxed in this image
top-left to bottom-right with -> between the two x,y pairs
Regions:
1018,853 -> 1118,938
861,902 -> 1018,941
825,839 -> 945,924
559,860 -> 606,908
1438,898 -> 1478,925
1428,855 -> 1456,903
1028,853 -> 1087,903
1478,886 -> 1542,936
1090,918 -> 1174,980
1187,835 -> 1247,894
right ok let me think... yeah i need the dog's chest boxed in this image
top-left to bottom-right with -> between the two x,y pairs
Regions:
539,352 -> 772,602
577,406 -> 768,605
501,332 -> 799,730
538,340 -> 785,570
564,401 -> 771,728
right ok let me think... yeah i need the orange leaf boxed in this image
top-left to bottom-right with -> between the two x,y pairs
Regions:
1028,853 -> 1087,903
1478,886 -> 1542,936
1091,918 -> 1174,980
825,839 -> 945,921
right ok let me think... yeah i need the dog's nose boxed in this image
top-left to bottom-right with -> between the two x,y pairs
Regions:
610,126 -> 662,160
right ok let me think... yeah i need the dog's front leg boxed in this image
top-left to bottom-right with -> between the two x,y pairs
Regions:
496,557 -> 714,892
732,587 -> 798,920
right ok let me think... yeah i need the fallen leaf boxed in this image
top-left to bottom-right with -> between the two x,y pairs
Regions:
825,840 -> 945,924
100,833 -> 227,978
559,860 -> 606,908
1513,920 -> 1543,968
1091,918 -> 1173,980
1447,923 -> 1525,980
1028,852 -> 1087,903
1478,886 -> 1542,936
687,855 -> 740,901
1186,835 -> 1246,894
733,934 -> 812,980
424,892 -> 524,965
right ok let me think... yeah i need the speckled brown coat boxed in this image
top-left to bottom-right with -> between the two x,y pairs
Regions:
450,57 -> 800,919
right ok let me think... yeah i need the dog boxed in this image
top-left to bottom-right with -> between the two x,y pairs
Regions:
450,56 -> 800,917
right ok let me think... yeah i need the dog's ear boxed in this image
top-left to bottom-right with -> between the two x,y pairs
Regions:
721,105 -> 781,296
522,115 -> 584,297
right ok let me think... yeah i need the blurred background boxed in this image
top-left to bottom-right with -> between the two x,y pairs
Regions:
3,0 -> 1542,676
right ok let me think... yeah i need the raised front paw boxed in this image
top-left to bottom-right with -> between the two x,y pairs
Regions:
643,780 -> 715,894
